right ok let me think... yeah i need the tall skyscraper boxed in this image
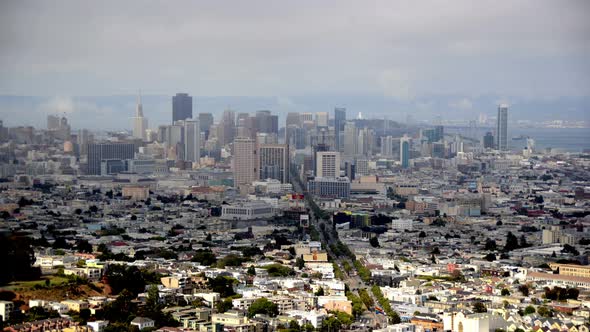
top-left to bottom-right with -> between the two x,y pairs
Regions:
496,104 -> 508,150
218,109 -> 236,146
255,110 -> 278,135
343,122 -> 358,157
77,129 -> 91,155
258,144 -> 289,183
233,137 -> 258,187
400,135 -> 411,169
380,136 -> 395,157
198,113 -> 214,137
316,151 -> 340,178
183,119 -> 200,163
483,132 -> 494,149
286,112 -> 302,128
132,93 -> 148,140
172,93 -> 193,123
47,115 -> 60,130
334,108 -> 346,151
87,143 -> 135,175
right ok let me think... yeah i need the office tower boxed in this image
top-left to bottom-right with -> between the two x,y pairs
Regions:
236,113 -> 256,139
432,142 -> 445,158
315,112 -> 329,127
255,110 -> 278,134
286,112 -> 301,128
285,125 -> 306,150
334,108 -> 346,151
87,143 -> 135,175
300,113 -> 313,123
233,137 -> 258,187
77,129 -> 90,155
356,159 -> 369,176
219,109 -> 236,146
344,161 -> 356,180
256,132 -> 278,145
357,128 -> 374,157
183,119 -> 200,163
381,136 -> 395,157
343,122 -> 358,157
307,177 -> 350,199
400,135 -> 411,169
258,144 -> 289,183
157,125 -> 168,143
172,93 -> 193,123
132,93 -> 148,140
434,125 -> 444,142
47,115 -> 60,130
312,143 -> 330,176
483,132 -> 494,149
198,113 -> 214,138
316,151 -> 340,178
167,123 -> 184,160
496,104 -> 508,150
310,127 -> 336,151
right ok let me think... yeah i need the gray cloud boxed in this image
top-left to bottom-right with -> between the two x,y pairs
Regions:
0,0 -> 589,100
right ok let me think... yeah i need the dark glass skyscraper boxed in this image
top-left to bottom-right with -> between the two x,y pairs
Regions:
172,93 -> 193,123
334,108 -> 346,151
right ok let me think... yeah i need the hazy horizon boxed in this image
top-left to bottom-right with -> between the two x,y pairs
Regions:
1,1 -> 589,128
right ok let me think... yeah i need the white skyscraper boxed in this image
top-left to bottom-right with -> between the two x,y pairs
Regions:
316,112 -> 329,127
233,137 -> 258,188
133,93 -> 148,140
183,119 -> 201,163
496,104 -> 508,151
316,151 -> 340,178
380,136 -> 395,157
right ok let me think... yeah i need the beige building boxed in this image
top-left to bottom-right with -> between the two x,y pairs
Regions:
122,186 -> 149,201
233,137 -> 258,188
549,263 -> 590,278
211,310 -> 254,332
61,300 -> 89,312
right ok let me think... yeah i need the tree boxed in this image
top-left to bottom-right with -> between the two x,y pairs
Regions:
501,288 -> 510,296
208,276 -> 236,298
484,238 -> 497,251
216,298 -> 233,313
524,305 -> 535,315
295,257 -> 305,270
369,236 -> 380,248
0,234 -> 41,285
537,306 -> 553,317
503,232 -> 519,252
518,285 -> 530,297
76,240 -> 93,253
418,231 -> 426,238
472,302 -> 487,313
431,247 -> 440,255
315,287 -> 325,296
484,253 -> 496,262
104,265 -> 146,296
247,298 -> 279,318
247,266 -> 256,276
191,249 -> 217,266
562,244 -> 580,256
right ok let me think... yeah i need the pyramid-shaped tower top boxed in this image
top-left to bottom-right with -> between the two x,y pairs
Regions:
136,90 -> 143,117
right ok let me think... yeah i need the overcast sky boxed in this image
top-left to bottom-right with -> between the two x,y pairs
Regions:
0,0 -> 589,100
